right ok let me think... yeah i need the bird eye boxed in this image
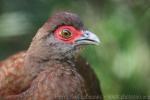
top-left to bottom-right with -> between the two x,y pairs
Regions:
60,29 -> 72,39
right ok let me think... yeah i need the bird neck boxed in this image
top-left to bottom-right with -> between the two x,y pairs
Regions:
24,46 -> 77,80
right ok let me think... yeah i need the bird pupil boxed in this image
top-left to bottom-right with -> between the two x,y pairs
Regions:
61,29 -> 72,38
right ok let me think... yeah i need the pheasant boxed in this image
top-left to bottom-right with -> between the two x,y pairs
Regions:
0,12 -> 103,100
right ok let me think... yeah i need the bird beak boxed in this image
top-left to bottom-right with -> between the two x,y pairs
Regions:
75,30 -> 100,45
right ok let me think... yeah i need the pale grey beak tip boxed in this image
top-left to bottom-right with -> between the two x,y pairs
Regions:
75,30 -> 101,46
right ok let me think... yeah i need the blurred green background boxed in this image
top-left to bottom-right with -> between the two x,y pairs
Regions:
0,0 -> 150,99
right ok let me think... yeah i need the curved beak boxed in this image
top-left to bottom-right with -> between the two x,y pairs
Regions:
75,30 -> 100,45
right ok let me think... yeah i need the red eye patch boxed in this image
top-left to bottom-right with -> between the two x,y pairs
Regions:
54,26 -> 83,44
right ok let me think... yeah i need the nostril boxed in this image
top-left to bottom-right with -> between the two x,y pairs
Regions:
83,32 -> 89,37
85,33 -> 89,36
85,33 -> 90,38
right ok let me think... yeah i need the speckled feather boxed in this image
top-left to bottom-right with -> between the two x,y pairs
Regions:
0,52 -> 27,96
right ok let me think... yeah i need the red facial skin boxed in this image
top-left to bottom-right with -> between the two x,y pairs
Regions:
54,26 -> 83,44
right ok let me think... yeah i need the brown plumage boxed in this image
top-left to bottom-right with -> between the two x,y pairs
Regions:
0,12 -> 103,100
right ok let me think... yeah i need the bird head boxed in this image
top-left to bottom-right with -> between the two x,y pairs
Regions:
28,12 -> 100,61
